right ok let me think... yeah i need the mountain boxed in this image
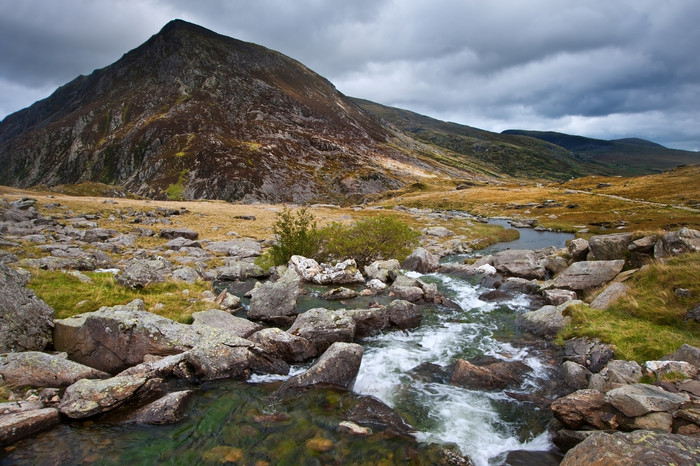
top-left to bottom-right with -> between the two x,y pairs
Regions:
0,20 -> 464,203
351,98 -> 608,181
502,130 -> 699,175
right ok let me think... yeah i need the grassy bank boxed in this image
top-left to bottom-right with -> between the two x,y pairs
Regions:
557,252 -> 700,362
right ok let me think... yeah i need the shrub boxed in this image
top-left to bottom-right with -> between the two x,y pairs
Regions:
316,215 -> 420,268
267,207 -> 319,266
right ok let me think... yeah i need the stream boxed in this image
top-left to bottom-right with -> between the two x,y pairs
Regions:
1,222 -> 573,465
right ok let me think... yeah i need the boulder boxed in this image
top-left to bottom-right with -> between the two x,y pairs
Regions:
249,328 -> 317,363
171,266 -> 200,283
587,233 -> 632,261
116,353 -> 189,379
498,277 -> 540,295
346,396 -> 415,436
287,308 -> 356,353
164,237 -> 202,250
345,308 -> 389,337
423,226 -> 455,237
560,430 -> 700,466
628,411 -> 673,432
549,260 -> 625,294
159,228 -> 198,240
551,389 -> 621,430
606,383 -> 689,417
385,300 -> 422,330
490,249 -> 546,280
59,375 -> 148,419
516,300 -> 581,339
204,239 -> 262,258
184,337 -> 282,382
363,259 -> 400,283
661,344 -> 700,369
0,408 -> 61,447
53,299 -> 191,373
589,282 -> 630,310
561,361 -> 592,390
117,256 -> 173,288
278,342 -> 363,393
125,390 -> 194,425
450,358 -> 531,390
247,268 -> 301,326
191,309 -> 262,339
213,290 -> 241,310
401,247 -> 439,274
289,256 -> 364,285
0,351 -> 110,388
642,360 -> 698,381
0,262 -> 55,352
321,287 -> 359,300
654,227 -> 700,258
591,360 -> 643,391
564,338 -> 615,372
543,288 -> 578,305
215,261 -> 267,281
686,303 -> 700,323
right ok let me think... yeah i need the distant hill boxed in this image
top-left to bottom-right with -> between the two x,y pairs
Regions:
502,130 -> 699,175
0,20 -> 466,203
352,98 -> 608,180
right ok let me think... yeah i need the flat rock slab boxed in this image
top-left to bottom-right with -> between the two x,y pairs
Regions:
0,351 -> 110,388
59,375 -> 148,419
191,309 -> 262,338
561,430 -> 700,466
589,282 -> 630,310
0,408 -> 60,447
550,260 -> 625,293
606,383 -> 689,417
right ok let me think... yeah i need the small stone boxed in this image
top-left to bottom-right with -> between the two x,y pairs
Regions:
338,420 -> 372,435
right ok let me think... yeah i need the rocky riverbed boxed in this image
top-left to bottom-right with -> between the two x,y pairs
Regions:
1,196 -> 700,464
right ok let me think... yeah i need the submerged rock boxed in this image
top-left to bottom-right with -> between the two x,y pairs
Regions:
125,390 -> 195,425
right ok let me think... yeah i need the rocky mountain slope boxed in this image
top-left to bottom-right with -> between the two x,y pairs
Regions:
0,20 -> 465,203
503,130 -> 699,175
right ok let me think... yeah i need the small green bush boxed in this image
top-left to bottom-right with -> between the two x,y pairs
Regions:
316,215 -> 420,268
267,207 -> 319,266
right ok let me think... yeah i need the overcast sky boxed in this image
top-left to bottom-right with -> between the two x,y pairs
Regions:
1,0 -> 699,151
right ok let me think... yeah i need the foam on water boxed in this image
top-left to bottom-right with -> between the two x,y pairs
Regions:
354,271 -> 553,465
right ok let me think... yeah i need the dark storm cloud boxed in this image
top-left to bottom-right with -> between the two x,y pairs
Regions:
1,0 -> 699,150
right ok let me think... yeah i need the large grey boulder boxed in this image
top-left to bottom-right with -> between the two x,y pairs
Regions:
0,408 -> 61,447
549,260 -> 625,294
0,351 -> 109,388
345,308 -> 389,337
278,342 -> 363,393
561,361 -> 592,390
567,238 -> 589,263
159,228 -> 198,240
59,375 -> 148,419
654,227 -> 700,258
401,247 -> 439,274
125,390 -> 194,425
490,249 -> 546,280
247,268 -> 301,326
385,300 -> 422,330
560,430 -> 700,466
0,263 -> 55,352
287,308 -> 356,353
363,259 -> 401,283
606,383 -> 689,417
215,260 -> 267,281
587,233 -> 632,261
516,300 -> 581,339
589,282 -> 630,310
53,299 -> 191,373
249,328 -> 317,363
661,344 -> 700,369
289,256 -> 364,285
204,239 -> 262,258
191,309 -> 262,339
117,256 -> 173,288
117,353 -> 189,379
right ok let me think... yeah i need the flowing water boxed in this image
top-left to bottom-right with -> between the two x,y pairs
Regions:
2,223 -> 573,465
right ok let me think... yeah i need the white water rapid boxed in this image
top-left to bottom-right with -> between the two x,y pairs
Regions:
354,272 -> 554,466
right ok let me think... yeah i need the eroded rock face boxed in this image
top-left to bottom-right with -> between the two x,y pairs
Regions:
0,262 -> 55,352
0,351 -> 110,388
59,376 -> 148,419
53,299 -> 191,373
560,430 -> 700,466
248,268 -> 301,326
277,342 -> 363,393
286,308 -> 356,353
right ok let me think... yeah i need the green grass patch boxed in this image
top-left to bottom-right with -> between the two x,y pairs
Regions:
0,383 -> 10,402
28,270 -> 213,323
557,252 -> 700,362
